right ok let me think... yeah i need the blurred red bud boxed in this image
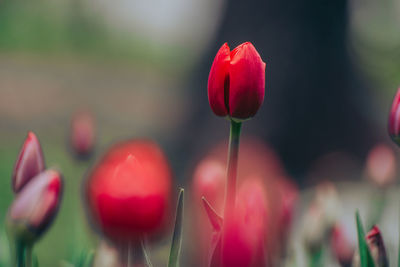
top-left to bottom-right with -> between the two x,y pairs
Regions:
12,131 -> 45,193
86,140 -> 172,244
8,169 -> 63,244
331,224 -> 354,267
70,110 -> 95,159
208,42 -> 266,120
221,177 -> 268,267
389,88 -> 400,145
366,144 -> 396,187
366,226 -> 388,267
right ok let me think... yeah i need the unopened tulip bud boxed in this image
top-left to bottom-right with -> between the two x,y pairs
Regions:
389,88 -> 400,145
8,169 -> 63,244
12,132 -> 45,193
70,110 -> 95,159
86,140 -> 172,244
366,144 -> 396,187
366,226 -> 388,267
208,42 -> 266,120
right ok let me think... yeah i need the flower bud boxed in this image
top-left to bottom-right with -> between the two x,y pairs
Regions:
86,140 -> 172,244
70,110 -> 95,159
12,132 -> 45,193
366,144 -> 396,187
8,169 -> 63,244
208,42 -> 266,120
366,226 -> 388,267
389,88 -> 400,145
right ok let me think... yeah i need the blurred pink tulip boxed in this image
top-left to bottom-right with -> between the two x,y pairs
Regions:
12,131 -> 45,193
8,169 -> 63,244
366,144 -> 396,187
331,224 -> 354,267
70,110 -> 95,159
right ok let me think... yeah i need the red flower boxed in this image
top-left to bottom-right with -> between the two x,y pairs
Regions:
70,110 -> 95,159
8,169 -> 63,243
12,132 -> 45,193
86,140 -> 172,244
208,42 -> 266,120
389,88 -> 400,145
221,177 -> 268,267
331,224 -> 354,267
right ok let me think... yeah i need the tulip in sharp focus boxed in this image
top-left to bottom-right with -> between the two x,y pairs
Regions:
389,87 -> 400,145
208,42 -> 266,120
8,169 -> 63,244
86,140 -> 172,244
12,131 -> 45,193
70,110 -> 95,159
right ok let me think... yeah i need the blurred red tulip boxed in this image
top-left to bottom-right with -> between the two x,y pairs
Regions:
331,224 -> 354,267
208,42 -> 266,120
8,169 -> 63,244
366,226 -> 388,267
86,140 -> 172,244
191,158 -> 226,265
366,144 -> 396,187
389,88 -> 400,145
70,110 -> 95,159
12,131 -> 45,193
221,177 -> 268,267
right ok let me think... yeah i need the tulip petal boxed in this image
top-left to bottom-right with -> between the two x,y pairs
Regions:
229,42 -> 266,119
12,132 -> 45,193
208,43 -> 231,117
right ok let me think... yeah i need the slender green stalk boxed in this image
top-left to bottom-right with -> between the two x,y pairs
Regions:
223,120 -> 242,220
168,188 -> 184,267
25,246 -> 32,267
15,241 -> 25,267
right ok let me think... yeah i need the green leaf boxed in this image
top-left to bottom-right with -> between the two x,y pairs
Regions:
356,211 -> 375,267
168,188 -> 184,267
202,197 -> 223,231
82,250 -> 94,267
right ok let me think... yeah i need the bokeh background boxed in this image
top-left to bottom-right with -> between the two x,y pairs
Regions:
0,0 -> 400,265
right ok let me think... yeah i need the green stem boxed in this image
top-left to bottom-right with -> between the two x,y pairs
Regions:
25,246 -> 32,267
223,120 -> 242,220
15,241 -> 25,267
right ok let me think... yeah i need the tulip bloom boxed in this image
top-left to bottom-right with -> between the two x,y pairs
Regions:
86,140 -> 172,244
389,88 -> 400,145
366,144 -> 396,187
12,132 -> 45,193
70,110 -> 95,159
8,169 -> 63,244
208,42 -> 266,120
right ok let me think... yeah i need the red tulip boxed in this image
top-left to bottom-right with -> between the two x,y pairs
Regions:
8,169 -> 63,244
389,88 -> 400,145
70,110 -> 95,158
366,226 -> 388,267
12,132 -> 45,193
86,140 -> 172,244
221,177 -> 267,267
208,42 -> 266,120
